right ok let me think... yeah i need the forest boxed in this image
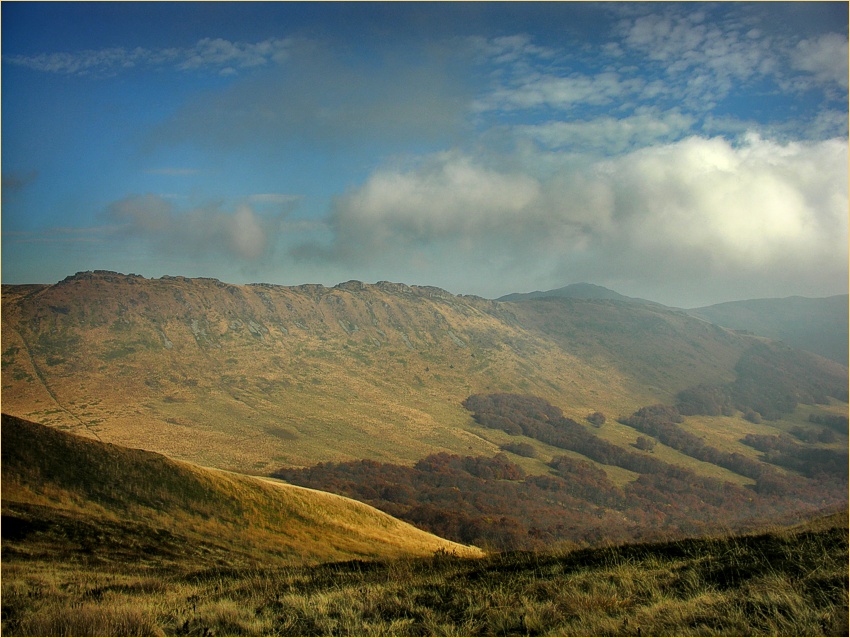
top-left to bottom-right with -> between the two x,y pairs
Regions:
674,342 -> 848,420
275,392 -> 846,551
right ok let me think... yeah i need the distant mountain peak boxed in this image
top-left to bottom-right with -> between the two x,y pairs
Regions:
497,283 -> 646,303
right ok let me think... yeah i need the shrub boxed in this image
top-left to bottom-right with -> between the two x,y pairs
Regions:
500,442 -> 537,458
634,436 -> 655,452
587,412 -> 606,426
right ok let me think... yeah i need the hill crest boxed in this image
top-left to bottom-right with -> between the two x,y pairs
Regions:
1,413 -> 482,565
497,282 -> 648,303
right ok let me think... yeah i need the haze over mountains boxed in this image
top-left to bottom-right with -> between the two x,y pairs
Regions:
500,281 -> 848,366
689,295 -> 849,366
497,283 -> 652,304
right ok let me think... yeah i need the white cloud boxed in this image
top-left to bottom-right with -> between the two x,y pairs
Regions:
616,9 -> 780,107
474,72 -> 637,113
105,194 -> 283,261
791,33 -> 849,89
305,135 -> 847,304
467,34 -> 557,67
325,152 -> 542,259
177,37 -> 290,71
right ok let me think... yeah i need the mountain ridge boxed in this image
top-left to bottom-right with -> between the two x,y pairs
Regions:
2,271 -> 846,479
497,282 -> 653,304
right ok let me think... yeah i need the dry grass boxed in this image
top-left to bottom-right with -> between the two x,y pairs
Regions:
3,513 -> 846,636
1,413 -> 482,570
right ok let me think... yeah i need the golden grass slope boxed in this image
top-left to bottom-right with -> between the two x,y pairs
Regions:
1,413 -> 482,566
3,497 -> 846,636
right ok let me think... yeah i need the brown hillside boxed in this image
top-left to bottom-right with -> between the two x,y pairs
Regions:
2,271 -> 845,475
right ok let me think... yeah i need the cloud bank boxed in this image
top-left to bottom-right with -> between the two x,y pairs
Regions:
5,3 -> 846,306
302,135 -> 847,305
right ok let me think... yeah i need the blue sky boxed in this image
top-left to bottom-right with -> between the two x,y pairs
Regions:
2,1 -> 847,306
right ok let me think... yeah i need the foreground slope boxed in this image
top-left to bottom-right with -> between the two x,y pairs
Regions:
1,413 -> 481,567
3,497 -> 846,636
4,271 -> 844,475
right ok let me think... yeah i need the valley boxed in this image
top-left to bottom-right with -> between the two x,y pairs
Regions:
2,271 -> 847,635
2,413 -> 846,636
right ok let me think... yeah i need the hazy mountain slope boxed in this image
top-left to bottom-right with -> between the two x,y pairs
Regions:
688,295 -> 848,366
1,413 -> 481,566
502,297 -> 751,397
497,282 -> 650,303
1,271 -> 845,474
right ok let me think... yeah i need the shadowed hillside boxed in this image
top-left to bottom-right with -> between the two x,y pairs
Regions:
688,295 -> 849,366
1,413 -> 481,567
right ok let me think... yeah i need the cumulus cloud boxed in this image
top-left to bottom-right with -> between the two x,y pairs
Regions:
791,33 -> 849,89
105,194 -> 283,261
301,135 -> 847,305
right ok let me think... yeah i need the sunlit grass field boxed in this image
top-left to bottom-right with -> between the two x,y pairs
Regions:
3,511 -> 846,636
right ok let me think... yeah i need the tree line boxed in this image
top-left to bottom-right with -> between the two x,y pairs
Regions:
273,393 -> 846,550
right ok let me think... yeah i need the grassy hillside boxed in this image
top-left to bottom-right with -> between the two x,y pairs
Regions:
3,497 -> 846,636
1,413 -> 481,569
688,294 -> 849,366
5,271 -> 843,477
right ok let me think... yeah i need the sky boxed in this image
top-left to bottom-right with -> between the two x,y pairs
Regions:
2,1 -> 848,307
